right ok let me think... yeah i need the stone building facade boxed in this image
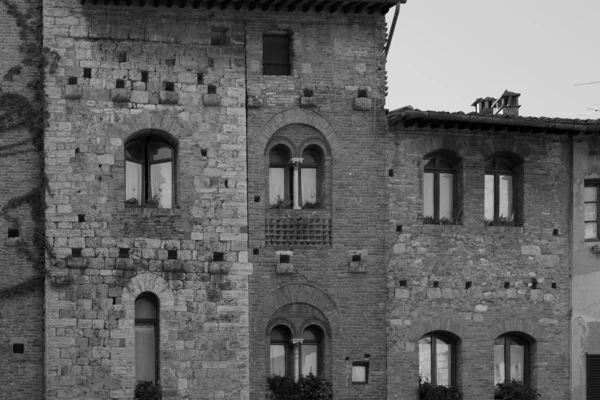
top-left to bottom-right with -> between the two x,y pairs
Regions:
4,0 -> 600,399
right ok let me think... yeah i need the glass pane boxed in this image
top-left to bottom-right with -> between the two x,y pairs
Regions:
585,203 -> 598,221
150,162 -> 172,208
135,325 -> 156,382
352,365 -> 367,382
436,339 -> 450,386
126,161 -> 142,206
584,186 -> 598,202
270,344 -> 286,376
126,141 -> 143,162
301,168 -> 318,206
485,174 -> 494,220
301,344 -> 318,376
585,222 -> 598,239
269,168 -> 285,204
439,173 -> 454,220
509,341 -> 525,381
494,342 -> 505,385
148,142 -> 172,162
423,173 -> 434,218
419,337 -> 432,383
499,175 -> 513,219
135,296 -> 157,319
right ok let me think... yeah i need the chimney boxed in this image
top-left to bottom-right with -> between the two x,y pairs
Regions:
471,97 -> 496,115
493,90 -> 521,117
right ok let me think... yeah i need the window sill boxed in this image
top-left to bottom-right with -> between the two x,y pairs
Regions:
421,223 -> 463,232
484,225 -> 524,233
124,205 -> 179,216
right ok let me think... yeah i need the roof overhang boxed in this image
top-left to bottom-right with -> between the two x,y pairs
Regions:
80,0 -> 395,14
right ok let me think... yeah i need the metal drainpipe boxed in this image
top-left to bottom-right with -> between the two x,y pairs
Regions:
385,0 -> 407,56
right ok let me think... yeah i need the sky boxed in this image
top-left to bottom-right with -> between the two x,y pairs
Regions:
385,0 -> 600,119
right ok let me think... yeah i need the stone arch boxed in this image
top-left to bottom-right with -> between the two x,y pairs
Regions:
266,317 -> 296,337
108,114 -> 192,143
408,317 -> 469,342
122,272 -> 175,316
258,109 -> 341,156
488,318 -> 548,342
265,136 -> 297,157
254,283 -> 342,337
414,136 -> 469,159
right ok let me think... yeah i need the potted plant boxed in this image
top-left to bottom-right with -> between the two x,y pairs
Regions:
301,201 -> 320,209
134,380 -> 161,400
267,373 -> 332,400
270,196 -> 291,209
125,197 -> 138,206
418,378 -> 462,400
146,191 -> 161,207
353,88 -> 373,111
300,87 -> 317,108
485,215 -> 516,226
496,380 -> 540,400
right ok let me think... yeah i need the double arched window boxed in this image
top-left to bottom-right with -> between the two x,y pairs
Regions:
269,325 -> 324,378
484,152 -> 522,223
419,332 -> 457,387
135,293 -> 159,383
125,135 -> 175,208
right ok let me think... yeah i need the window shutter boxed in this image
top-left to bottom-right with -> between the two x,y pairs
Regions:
588,354 -> 600,399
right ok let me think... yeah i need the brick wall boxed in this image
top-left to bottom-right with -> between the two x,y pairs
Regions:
385,125 -> 571,400
0,0 -> 45,398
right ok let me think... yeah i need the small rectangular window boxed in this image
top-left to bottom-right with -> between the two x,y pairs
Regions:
585,181 -> 600,240
211,28 -> 229,46
589,354 -> 600,400
352,361 -> 369,384
263,34 -> 291,76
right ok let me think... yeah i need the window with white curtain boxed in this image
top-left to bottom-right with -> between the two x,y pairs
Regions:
494,334 -> 529,390
125,136 -> 175,208
135,293 -> 159,383
419,332 -> 456,387
485,154 -> 521,223
423,150 -> 459,223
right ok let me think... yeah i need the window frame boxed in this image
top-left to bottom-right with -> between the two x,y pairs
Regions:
423,153 -> 458,221
269,145 -> 292,207
584,180 -> 600,241
485,156 -> 519,222
300,326 -> 323,377
125,135 -> 176,208
494,333 -> 530,397
351,361 -> 369,384
419,332 -> 457,387
299,146 -> 323,208
135,293 -> 160,384
263,33 -> 292,76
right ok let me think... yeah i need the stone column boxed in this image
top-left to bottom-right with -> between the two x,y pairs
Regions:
290,157 -> 304,209
292,338 -> 303,381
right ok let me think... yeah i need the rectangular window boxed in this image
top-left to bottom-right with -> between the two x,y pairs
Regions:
587,354 -> 600,399
263,34 -> 291,76
269,167 -> 286,204
135,324 -> 156,382
211,28 -> 229,46
352,361 -> 369,384
585,181 -> 600,240
485,173 -> 514,220
300,168 -> 317,206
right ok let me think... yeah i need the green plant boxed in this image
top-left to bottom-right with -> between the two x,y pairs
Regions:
302,88 -> 314,97
267,374 -> 332,400
134,380 -> 161,400
485,215 -> 516,226
422,215 -> 458,225
270,196 -> 291,209
125,197 -> 139,205
301,201 -> 320,209
496,380 -> 540,400
418,378 -> 462,400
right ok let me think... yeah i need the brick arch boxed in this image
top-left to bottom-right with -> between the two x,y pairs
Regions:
122,272 -> 175,314
254,283 -> 342,337
108,114 -> 192,142
488,318 -> 547,342
479,138 -> 531,160
258,109 -> 341,156
409,317 -> 469,342
266,317 -> 296,337
414,136 -> 469,159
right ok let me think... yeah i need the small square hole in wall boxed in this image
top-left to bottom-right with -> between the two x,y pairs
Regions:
72,248 -> 82,258
197,73 -> 204,84
7,229 -> 19,238
118,52 -> 127,62
279,254 -> 290,263
552,282 -> 557,289
207,84 -> 217,94
201,148 -> 208,157
388,169 -> 394,177
164,82 -> 174,92
465,281 -> 472,289
504,282 -> 510,289
254,195 -> 260,203
553,229 -> 559,236
352,361 -> 369,384
433,281 -> 439,288
116,79 -> 125,89
224,179 -> 229,188
68,76 -> 77,85
213,252 -> 224,262
141,71 -> 148,83
352,254 -> 361,262
83,68 -> 92,79
399,280 -> 407,287
396,225 -> 403,232
119,248 -> 129,258
78,214 -> 85,222
210,28 -> 229,46
531,278 -> 538,289
165,58 -> 176,66
13,343 -> 24,354
253,248 -> 259,255
168,250 -> 178,260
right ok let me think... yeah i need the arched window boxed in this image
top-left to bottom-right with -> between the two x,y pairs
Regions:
301,326 -> 322,376
126,136 -> 175,208
424,151 -> 459,222
485,153 -> 522,223
300,146 -> 323,208
135,293 -> 159,383
494,333 -> 530,388
269,145 -> 292,208
419,332 -> 456,386
270,326 -> 292,376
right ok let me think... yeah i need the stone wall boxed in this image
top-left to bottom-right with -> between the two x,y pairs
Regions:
0,0 -> 45,398
245,12 -> 389,400
42,2 -> 250,399
385,127 -> 571,400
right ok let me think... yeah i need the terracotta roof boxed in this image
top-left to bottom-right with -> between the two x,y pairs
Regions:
388,106 -> 600,135
80,0 -> 396,14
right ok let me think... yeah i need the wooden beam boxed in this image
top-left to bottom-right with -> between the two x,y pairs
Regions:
262,0 -> 275,10
328,1 -> 342,12
342,1 -> 355,13
179,0 -> 187,7
235,0 -> 247,9
315,0 -> 330,12
366,2 -> 380,14
287,0 -> 303,12
154,0 -> 160,6
166,0 -> 174,6
114,0 -> 121,5
273,0 -> 288,11
302,0 -> 316,12
380,5 -> 390,14
220,0 -> 231,9
248,0 -> 260,10
354,2 -> 367,13
207,0 -> 217,9
192,0 -> 201,7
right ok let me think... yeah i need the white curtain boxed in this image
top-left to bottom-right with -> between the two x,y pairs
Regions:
439,173 -> 454,219
484,174 -> 495,220
150,162 -> 172,208
269,168 -> 285,204
135,324 -> 156,382
419,337 -> 432,382
423,173 -> 434,217
494,344 -> 505,384
301,168 -> 317,206
270,345 -> 286,376
499,175 -> 513,218
126,161 -> 142,205
352,364 -> 366,383
301,344 -> 318,376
